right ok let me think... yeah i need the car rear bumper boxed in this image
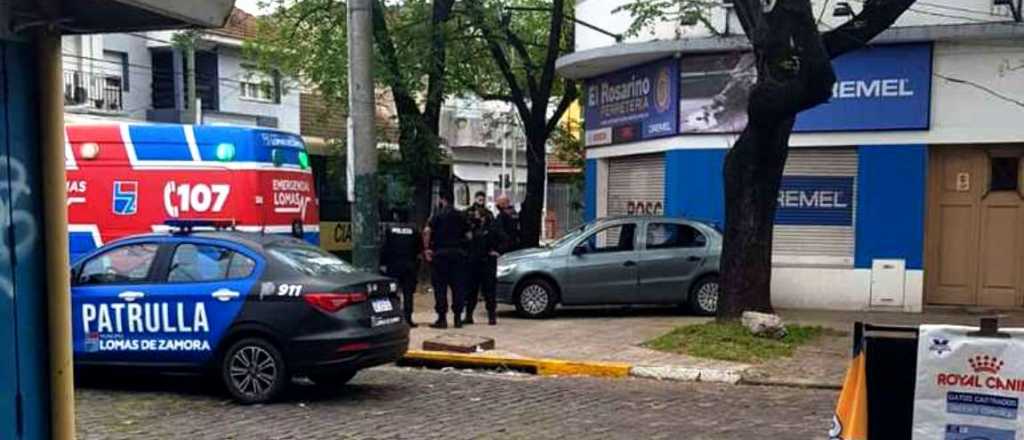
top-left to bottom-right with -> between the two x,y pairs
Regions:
496,280 -> 515,304
287,324 -> 410,375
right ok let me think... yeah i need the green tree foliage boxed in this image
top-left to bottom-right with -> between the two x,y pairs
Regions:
247,0 -> 456,225
613,0 -> 720,37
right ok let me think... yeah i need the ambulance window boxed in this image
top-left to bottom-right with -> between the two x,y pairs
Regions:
168,244 -> 233,282
79,244 -> 159,285
227,253 -> 257,279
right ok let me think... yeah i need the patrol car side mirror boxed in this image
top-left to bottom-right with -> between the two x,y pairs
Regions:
572,245 -> 587,257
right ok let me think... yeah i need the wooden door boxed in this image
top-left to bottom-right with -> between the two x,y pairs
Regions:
976,150 -> 1024,307
926,146 -> 1024,307
926,148 -> 984,305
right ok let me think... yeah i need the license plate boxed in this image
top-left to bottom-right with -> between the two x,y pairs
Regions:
371,298 -> 393,313
372,316 -> 402,327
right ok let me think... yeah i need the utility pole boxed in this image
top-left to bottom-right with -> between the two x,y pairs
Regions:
348,0 -> 379,270
185,45 -> 196,123
173,30 -> 200,124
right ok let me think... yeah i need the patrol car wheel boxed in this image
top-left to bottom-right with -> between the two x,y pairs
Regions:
515,279 -> 557,319
221,338 -> 287,404
309,370 -> 357,389
689,276 -> 720,316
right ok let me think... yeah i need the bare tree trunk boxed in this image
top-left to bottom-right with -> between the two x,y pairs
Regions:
719,119 -> 793,317
520,132 -> 547,247
412,173 -> 433,228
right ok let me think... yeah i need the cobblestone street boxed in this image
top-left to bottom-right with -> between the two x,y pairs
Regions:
76,367 -> 837,439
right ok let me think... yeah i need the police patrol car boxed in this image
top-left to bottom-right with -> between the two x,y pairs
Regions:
71,221 -> 409,403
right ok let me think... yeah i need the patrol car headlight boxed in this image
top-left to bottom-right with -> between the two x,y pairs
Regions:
389,282 -> 398,293
496,263 -> 517,278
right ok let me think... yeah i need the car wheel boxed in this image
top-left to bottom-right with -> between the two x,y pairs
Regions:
689,276 -> 720,316
515,278 -> 557,319
309,370 -> 357,389
221,338 -> 287,404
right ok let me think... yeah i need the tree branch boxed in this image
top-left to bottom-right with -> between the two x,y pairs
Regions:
823,0 -> 917,58
372,0 -> 421,119
537,0 -> 567,107
544,81 -> 578,138
423,0 -> 458,128
465,2 -> 531,120
501,16 -> 540,97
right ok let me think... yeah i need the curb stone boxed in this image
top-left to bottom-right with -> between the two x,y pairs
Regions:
630,365 -> 745,384
400,350 -> 749,384
738,376 -> 843,390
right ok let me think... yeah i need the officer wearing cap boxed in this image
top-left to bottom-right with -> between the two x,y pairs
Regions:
381,208 -> 422,327
422,192 -> 470,329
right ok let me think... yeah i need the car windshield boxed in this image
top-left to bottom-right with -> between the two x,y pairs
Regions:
267,244 -> 357,276
548,225 -> 588,248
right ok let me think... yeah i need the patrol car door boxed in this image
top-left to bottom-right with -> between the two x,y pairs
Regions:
72,241 -> 164,364
561,223 -> 639,305
160,240 -> 263,364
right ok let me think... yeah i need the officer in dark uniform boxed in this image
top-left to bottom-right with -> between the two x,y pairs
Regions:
423,192 -> 470,329
494,194 -> 521,255
381,209 -> 421,327
464,192 -> 500,325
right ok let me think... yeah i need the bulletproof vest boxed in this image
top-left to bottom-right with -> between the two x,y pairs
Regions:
384,223 -> 419,262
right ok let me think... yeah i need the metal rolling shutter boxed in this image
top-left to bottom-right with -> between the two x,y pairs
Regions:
607,154 -> 666,217
773,148 -> 858,267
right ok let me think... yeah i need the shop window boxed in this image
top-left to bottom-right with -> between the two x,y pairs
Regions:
990,157 -> 1019,192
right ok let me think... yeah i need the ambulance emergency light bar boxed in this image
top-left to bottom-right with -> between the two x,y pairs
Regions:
164,219 -> 238,234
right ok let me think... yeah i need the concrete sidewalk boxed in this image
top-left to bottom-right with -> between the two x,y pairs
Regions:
745,307 -> 1024,388
403,289 -> 1024,387
404,291 -> 750,383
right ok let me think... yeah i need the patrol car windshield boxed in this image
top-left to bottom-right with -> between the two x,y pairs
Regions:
267,244 -> 357,276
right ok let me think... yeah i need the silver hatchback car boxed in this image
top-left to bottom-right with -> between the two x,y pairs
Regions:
496,216 -> 722,318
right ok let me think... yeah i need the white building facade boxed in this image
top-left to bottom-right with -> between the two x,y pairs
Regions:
62,9 -> 300,133
561,0 -> 1024,312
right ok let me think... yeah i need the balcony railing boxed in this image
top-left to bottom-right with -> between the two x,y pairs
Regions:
64,70 -> 124,112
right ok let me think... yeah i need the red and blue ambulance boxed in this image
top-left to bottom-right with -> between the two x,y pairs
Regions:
65,123 -> 319,262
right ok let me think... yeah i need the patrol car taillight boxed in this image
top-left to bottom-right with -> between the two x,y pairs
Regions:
304,292 -> 367,313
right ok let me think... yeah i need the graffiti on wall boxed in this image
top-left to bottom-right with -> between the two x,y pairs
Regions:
626,200 -> 664,216
0,156 -> 37,298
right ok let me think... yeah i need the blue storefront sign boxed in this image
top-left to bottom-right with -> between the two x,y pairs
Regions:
678,43 -> 932,134
584,58 -> 678,146
794,43 -> 932,132
776,176 -> 854,226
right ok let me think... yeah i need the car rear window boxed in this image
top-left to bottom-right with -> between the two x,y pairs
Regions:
267,244 -> 357,276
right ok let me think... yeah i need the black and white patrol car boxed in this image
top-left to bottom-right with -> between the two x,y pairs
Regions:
71,225 -> 409,403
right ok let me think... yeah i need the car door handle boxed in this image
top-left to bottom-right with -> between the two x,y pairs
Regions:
117,291 -> 145,302
211,288 -> 241,302
686,256 -> 702,262
623,261 -> 637,267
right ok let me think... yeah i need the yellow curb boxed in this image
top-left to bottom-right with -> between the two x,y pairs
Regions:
402,350 -> 632,378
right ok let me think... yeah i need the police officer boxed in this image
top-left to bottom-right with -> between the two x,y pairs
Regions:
422,192 -> 470,329
381,209 -> 421,327
494,194 -> 521,255
464,192 -> 500,325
